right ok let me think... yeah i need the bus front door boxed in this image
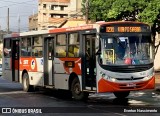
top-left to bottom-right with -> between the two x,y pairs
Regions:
44,37 -> 54,86
83,34 -> 96,90
11,40 -> 19,82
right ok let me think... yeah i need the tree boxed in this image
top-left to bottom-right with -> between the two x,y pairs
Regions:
82,0 -> 160,54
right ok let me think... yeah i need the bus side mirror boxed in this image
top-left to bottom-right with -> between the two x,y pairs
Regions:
108,38 -> 113,43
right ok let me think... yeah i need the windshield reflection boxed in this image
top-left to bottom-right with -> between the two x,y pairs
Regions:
100,35 -> 154,65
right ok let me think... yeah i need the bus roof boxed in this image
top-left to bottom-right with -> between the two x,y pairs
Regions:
20,30 -> 49,36
96,21 -> 149,26
3,33 -> 19,38
49,25 -> 94,33
4,21 -> 149,38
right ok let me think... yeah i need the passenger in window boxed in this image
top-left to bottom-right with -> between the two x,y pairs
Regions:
57,47 -> 66,57
74,47 -> 79,57
4,48 -> 10,56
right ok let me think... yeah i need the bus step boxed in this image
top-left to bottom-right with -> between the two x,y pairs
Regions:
45,85 -> 55,89
83,87 -> 96,92
83,90 -> 96,93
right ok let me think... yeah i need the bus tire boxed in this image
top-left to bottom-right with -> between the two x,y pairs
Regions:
71,78 -> 89,100
22,73 -> 34,92
113,91 -> 130,98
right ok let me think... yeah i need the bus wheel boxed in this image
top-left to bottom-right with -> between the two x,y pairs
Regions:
22,73 -> 34,92
113,91 -> 130,98
71,78 -> 89,100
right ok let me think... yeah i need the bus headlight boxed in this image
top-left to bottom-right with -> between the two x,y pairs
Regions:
143,74 -> 153,81
100,72 -> 116,82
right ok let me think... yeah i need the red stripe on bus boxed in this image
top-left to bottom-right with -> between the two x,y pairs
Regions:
59,58 -> 82,75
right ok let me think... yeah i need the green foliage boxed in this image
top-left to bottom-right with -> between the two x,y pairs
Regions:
82,0 -> 160,28
138,0 -> 160,24
82,0 -> 160,51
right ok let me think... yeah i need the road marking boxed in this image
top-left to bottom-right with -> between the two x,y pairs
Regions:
0,83 -> 21,84
0,91 -> 26,95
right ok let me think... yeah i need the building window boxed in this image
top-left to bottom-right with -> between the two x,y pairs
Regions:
60,6 -> 64,11
43,4 -> 46,9
51,5 -> 54,10
43,13 -> 46,16
50,14 -> 54,18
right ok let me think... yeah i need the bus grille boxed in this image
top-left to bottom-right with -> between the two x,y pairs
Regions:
100,63 -> 153,73
115,77 -> 144,81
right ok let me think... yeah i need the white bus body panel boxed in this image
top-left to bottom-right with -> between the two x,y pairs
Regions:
3,58 -> 12,81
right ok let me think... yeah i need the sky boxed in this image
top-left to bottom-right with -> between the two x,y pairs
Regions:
0,0 -> 38,32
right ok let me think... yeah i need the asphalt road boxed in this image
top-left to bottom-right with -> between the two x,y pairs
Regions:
0,76 -> 160,116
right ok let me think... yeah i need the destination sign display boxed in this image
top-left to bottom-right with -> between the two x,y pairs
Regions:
118,27 -> 141,32
100,25 -> 150,33
106,26 -> 141,32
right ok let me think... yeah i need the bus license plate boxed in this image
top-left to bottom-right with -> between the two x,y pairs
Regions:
127,83 -> 136,87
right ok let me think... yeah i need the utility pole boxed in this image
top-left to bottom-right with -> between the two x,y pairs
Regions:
85,0 -> 89,24
18,15 -> 20,33
7,8 -> 9,33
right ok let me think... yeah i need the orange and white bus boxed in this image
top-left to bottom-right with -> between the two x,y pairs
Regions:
2,21 -> 155,100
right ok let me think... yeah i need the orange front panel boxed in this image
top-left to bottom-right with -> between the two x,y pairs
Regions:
98,76 -> 155,93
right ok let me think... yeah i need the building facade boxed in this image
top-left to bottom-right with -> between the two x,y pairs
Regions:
29,0 -> 84,31
29,14 -> 38,31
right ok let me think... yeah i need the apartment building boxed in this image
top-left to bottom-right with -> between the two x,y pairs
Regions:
29,0 -> 85,30
29,14 -> 38,31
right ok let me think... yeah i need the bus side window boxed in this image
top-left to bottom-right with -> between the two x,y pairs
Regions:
56,34 -> 67,57
68,45 -> 80,57
21,37 -> 32,57
4,39 -> 11,57
56,46 -> 66,57
68,33 -> 79,57
32,36 -> 43,57
73,46 -> 79,57
68,46 -> 74,57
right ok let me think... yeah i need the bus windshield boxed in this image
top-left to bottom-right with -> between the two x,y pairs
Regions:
100,35 -> 154,65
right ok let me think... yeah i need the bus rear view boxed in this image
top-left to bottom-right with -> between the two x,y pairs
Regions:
96,21 -> 154,98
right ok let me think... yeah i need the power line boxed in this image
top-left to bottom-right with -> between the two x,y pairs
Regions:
0,0 -> 37,8
0,11 -> 38,18
0,0 -> 37,5
1,2 -> 84,32
0,14 -> 38,19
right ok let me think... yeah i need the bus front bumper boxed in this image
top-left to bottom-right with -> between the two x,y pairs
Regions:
98,76 -> 155,93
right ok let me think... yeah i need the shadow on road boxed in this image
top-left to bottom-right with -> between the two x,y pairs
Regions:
0,77 -> 23,92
